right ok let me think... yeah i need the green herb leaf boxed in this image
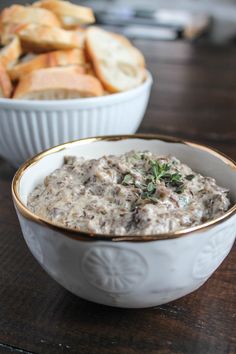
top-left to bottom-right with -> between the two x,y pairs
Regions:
171,173 -> 182,182
150,160 -> 171,181
133,152 -> 144,160
162,163 -> 170,172
147,182 -> 156,193
140,191 -> 159,203
122,174 -> 133,185
150,161 -> 159,179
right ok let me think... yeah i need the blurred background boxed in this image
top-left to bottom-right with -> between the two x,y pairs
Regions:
1,0 -> 236,44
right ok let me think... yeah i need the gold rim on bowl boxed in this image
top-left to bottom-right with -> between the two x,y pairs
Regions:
12,134 -> 236,242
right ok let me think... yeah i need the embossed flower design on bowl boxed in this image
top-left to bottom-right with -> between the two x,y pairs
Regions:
82,246 -> 148,293
193,225 -> 236,279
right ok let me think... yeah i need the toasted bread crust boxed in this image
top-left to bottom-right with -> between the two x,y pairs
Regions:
85,27 -> 146,93
8,49 -> 86,81
1,5 -> 61,28
18,24 -> 83,52
13,66 -> 104,99
0,63 -> 13,98
0,36 -> 22,69
34,0 -> 95,27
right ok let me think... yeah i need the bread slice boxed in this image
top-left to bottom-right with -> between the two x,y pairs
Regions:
0,63 -> 13,98
111,32 -> 145,68
0,5 -> 61,28
85,27 -> 146,92
0,23 -> 27,45
18,24 -> 84,52
13,66 -> 104,99
34,0 -> 95,28
8,48 -> 86,81
0,36 -> 22,69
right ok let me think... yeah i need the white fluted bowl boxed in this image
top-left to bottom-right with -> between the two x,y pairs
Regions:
0,73 -> 152,167
12,135 -> 236,308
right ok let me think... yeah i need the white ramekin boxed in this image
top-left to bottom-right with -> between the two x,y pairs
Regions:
12,135 -> 236,308
0,73 -> 152,167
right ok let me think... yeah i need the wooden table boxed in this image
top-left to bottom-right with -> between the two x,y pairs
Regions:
0,40 -> 235,354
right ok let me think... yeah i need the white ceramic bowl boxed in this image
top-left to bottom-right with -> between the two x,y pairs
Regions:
0,73 -> 152,167
12,135 -> 236,308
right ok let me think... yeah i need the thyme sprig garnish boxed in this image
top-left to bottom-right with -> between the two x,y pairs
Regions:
149,160 -> 184,194
122,158 -> 185,201
150,160 -> 169,180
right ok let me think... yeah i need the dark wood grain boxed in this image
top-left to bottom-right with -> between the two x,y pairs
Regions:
0,40 -> 235,354
137,40 -> 236,146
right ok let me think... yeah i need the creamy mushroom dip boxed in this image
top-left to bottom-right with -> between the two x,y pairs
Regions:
27,151 -> 230,235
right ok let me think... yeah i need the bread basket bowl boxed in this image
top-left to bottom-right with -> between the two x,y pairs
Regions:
0,72 -> 152,167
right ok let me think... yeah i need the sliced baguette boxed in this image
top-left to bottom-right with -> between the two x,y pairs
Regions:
18,24 -> 83,52
0,63 -> 13,98
0,23 -> 27,45
13,66 -> 104,100
0,36 -> 22,69
85,27 -> 146,93
111,32 -> 145,68
34,0 -> 95,28
0,5 -> 61,28
8,48 -> 86,81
